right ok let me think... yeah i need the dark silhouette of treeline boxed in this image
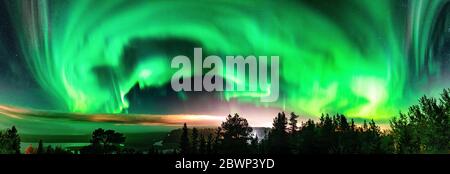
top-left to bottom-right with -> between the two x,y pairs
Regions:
0,88 -> 448,154
391,88 -> 449,154
177,88 -> 449,154
177,113 -> 394,154
24,140 -> 72,154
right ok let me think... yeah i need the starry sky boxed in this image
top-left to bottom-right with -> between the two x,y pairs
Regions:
0,0 -> 449,134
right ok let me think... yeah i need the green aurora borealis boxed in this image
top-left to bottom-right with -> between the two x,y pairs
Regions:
1,0 -> 450,132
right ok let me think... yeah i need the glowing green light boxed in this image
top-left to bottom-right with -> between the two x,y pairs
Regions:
5,0 -> 449,122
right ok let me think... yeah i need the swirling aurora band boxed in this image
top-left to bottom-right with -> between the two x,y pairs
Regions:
2,0 -> 450,123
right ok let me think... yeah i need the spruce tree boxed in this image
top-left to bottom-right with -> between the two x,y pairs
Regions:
268,112 -> 289,154
180,123 -> 190,154
206,133 -> 213,154
289,112 -> 299,134
199,134 -> 206,154
37,140 -> 45,154
191,128 -> 199,154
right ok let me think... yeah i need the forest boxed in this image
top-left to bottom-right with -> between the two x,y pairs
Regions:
0,88 -> 448,154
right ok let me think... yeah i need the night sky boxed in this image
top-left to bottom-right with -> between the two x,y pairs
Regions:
0,0 -> 449,134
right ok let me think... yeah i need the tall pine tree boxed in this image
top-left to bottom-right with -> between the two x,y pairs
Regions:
180,123 -> 190,154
